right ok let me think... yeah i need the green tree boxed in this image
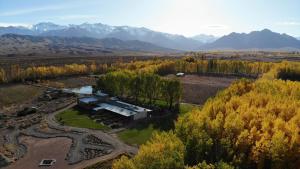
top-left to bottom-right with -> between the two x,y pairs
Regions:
162,78 -> 182,109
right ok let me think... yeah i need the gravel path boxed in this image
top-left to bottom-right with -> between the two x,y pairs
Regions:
3,103 -> 138,169
45,104 -> 138,165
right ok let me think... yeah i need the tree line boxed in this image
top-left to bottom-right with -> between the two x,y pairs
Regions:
0,58 -> 277,84
0,63 -> 108,83
163,57 -> 274,77
0,59 -> 174,84
95,70 -> 182,110
112,61 -> 300,169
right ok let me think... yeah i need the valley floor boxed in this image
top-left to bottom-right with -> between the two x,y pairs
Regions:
0,74 -> 238,169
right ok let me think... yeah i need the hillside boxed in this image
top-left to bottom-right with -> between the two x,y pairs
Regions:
0,34 -> 176,56
201,29 -> 300,50
0,22 -> 203,51
191,34 -> 218,43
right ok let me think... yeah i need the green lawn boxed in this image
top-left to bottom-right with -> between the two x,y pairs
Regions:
118,103 -> 200,146
179,103 -> 201,116
55,109 -> 110,131
118,124 -> 155,145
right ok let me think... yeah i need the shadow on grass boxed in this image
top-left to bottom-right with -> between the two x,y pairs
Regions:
55,106 -> 110,131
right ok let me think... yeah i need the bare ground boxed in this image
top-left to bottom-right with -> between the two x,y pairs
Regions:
178,75 -> 238,105
0,84 -> 45,114
39,76 -> 97,88
0,76 -> 95,114
5,136 -> 72,169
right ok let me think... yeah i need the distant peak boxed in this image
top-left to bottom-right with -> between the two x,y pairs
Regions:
228,32 -> 240,36
261,29 -> 272,32
34,22 -> 58,26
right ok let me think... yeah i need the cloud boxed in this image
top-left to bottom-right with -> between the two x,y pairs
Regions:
205,24 -> 229,30
276,21 -> 300,26
58,14 -> 98,20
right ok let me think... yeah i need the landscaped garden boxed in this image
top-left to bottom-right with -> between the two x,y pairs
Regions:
55,108 -> 110,130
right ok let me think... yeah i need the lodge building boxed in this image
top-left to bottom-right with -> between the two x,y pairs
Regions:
77,91 -> 151,121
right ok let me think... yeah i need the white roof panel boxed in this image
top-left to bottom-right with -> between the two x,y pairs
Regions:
79,97 -> 98,104
113,101 -> 152,112
93,103 -> 137,117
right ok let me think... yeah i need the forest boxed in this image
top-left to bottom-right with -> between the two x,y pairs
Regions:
0,58 -> 275,84
96,71 -> 181,110
1,57 -> 300,169
111,60 -> 300,169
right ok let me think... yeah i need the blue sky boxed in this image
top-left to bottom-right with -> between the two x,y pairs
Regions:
0,0 -> 299,37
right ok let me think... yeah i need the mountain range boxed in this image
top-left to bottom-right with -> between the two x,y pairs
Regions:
0,22 -> 205,51
0,34 -> 176,56
200,29 -> 300,50
0,22 -> 300,51
191,34 -> 218,43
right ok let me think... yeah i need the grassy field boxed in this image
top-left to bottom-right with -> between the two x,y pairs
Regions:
117,103 -> 199,145
0,84 -> 44,108
118,124 -> 155,145
55,109 -> 110,131
179,103 -> 201,116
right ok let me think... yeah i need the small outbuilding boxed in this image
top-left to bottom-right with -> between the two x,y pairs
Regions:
39,159 -> 56,166
77,97 -> 99,109
77,91 -> 110,109
176,72 -> 185,77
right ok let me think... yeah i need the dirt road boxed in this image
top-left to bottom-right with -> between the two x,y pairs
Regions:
44,104 -> 138,169
4,102 -> 137,169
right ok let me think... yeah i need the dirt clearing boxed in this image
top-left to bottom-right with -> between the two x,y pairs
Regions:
0,84 -> 44,113
39,76 -> 97,88
5,136 -> 72,169
178,75 -> 238,105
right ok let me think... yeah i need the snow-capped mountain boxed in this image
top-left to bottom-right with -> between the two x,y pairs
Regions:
75,22 -> 115,36
32,22 -> 67,33
0,22 -> 203,51
0,34 -> 177,56
191,34 -> 219,43
0,26 -> 35,36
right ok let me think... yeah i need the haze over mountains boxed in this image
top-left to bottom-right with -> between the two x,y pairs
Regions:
191,34 -> 218,43
0,22 -> 300,52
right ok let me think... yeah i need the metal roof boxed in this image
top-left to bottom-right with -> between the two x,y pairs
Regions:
79,97 -> 99,104
111,101 -> 152,112
93,103 -> 137,117
63,86 -> 93,95
93,101 -> 152,117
